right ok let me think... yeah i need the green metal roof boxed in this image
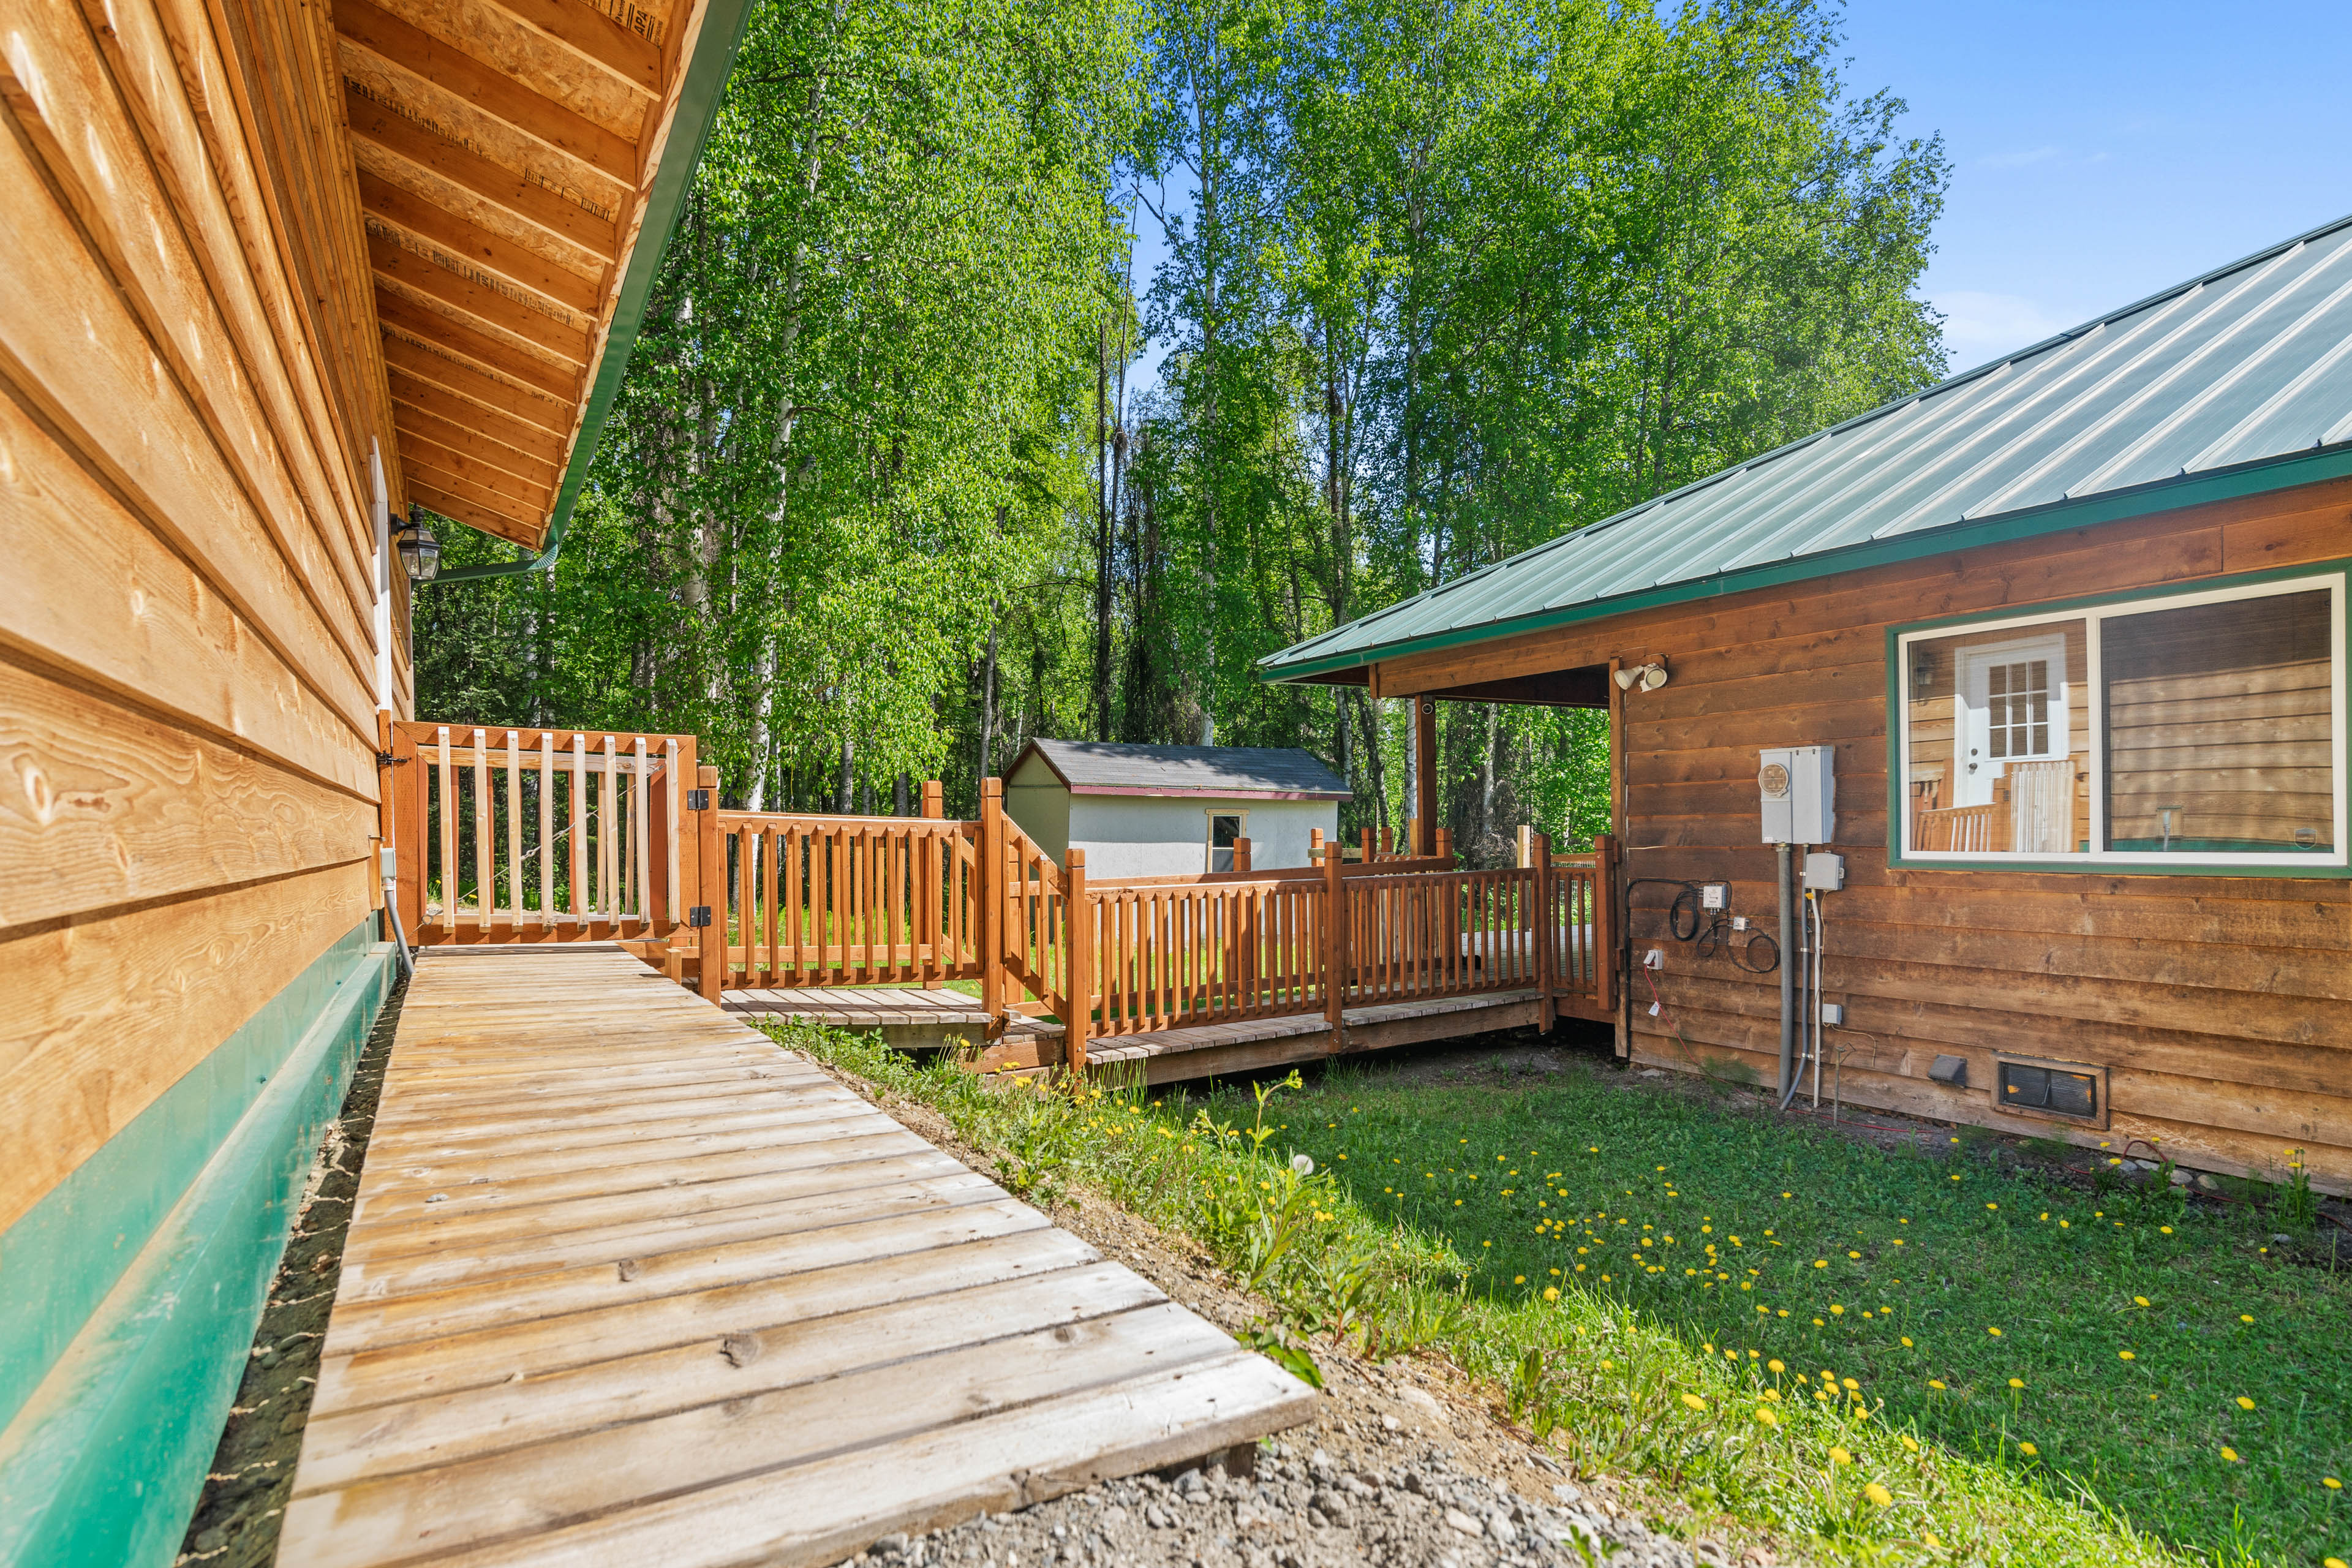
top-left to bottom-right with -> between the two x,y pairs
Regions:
1262,211 -> 2352,681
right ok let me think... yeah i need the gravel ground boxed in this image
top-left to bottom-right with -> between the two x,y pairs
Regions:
836,1435 -> 1697,1568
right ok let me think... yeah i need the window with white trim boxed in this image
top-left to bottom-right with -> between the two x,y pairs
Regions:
1896,571 -> 2345,867
1206,811 -> 1246,872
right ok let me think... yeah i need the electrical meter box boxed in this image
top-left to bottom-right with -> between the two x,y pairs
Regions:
1758,746 -> 1835,844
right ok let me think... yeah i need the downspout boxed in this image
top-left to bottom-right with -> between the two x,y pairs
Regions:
1776,841 -> 1795,1105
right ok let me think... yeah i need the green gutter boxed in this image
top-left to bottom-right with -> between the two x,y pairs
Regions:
1259,443 -> 2352,682
434,0 -> 756,584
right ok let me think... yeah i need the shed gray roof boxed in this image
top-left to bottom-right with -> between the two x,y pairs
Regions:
1264,211 -> 2352,682
1012,740 -> 1350,799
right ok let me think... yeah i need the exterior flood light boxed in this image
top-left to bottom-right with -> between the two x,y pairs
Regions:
396,516 -> 441,582
1615,660 -> 1670,692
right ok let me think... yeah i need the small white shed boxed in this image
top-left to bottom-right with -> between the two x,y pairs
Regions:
1003,740 -> 1349,879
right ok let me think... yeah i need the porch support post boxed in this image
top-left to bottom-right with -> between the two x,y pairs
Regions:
1413,695 -> 1438,855
1594,831 -> 1621,1052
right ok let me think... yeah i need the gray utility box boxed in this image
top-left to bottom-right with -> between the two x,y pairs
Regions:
1759,745 -> 1835,845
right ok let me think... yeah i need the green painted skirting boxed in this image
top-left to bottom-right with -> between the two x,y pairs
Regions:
0,918 -> 393,1567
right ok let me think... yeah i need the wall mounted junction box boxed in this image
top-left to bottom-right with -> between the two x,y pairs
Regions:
1803,852 -> 1845,891
1758,745 -> 1835,845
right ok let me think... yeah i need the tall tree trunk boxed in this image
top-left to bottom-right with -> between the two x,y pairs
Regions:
1093,314 -> 1112,739
837,733 -> 854,813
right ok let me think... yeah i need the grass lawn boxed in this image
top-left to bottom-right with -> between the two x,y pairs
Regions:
1284,1048 -> 2350,1566
777,1021 -> 2350,1566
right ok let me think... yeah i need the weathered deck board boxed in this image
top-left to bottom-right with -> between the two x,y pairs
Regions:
281,946 -> 1313,1568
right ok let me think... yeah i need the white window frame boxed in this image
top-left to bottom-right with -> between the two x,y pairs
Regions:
1894,570 -> 2347,870
1205,809 -> 1248,873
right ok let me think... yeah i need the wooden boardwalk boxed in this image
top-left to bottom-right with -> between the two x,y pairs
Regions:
281,946 -> 1313,1568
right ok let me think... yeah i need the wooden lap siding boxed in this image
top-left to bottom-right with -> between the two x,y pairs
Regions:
0,0 -> 396,1558
1381,481 -> 2352,1189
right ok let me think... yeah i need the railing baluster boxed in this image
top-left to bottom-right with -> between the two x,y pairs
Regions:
505,729 -> 521,929
470,728 -> 490,929
538,733 -> 554,927
569,734 -> 586,923
633,738 -> 651,927
435,726 -> 453,927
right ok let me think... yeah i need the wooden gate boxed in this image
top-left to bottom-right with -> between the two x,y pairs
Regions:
383,722 -> 698,945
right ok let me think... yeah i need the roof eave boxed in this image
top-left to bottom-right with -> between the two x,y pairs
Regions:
432,0 -> 757,584
1259,443 -> 2352,683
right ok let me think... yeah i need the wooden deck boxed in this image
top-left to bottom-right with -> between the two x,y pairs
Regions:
281,946 -> 1314,1568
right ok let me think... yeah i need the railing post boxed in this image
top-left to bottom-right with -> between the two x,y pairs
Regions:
919,780 -> 944,987
1531,831 -> 1554,1034
1593,831 -> 1618,1016
1322,833 -> 1345,1047
979,778 -> 1005,1023
1232,836 -> 1251,874
1065,848 -> 1090,1080
696,765 -> 724,1001
1434,826 -> 1453,864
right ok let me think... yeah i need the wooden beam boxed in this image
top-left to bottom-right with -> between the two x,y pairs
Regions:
402,433 -> 555,513
368,231 -> 590,364
380,330 -> 571,435
374,287 -> 579,401
356,169 -> 599,316
387,368 -> 567,464
404,477 -> 543,548
333,0 -> 636,184
472,0 -> 663,95
345,83 -> 618,264
388,396 -> 563,488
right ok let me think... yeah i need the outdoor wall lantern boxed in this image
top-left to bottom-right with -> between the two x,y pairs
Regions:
1614,659 -> 1670,692
396,515 -> 441,582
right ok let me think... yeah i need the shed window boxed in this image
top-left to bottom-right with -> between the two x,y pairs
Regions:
1896,571 -> 2345,870
1207,812 -> 1246,873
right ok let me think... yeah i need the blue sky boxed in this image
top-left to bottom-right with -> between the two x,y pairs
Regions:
1849,0 -> 2352,372
1125,2 -> 2352,393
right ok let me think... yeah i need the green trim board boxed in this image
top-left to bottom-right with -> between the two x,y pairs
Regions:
1881,559 -> 2351,879
0,921 -> 393,1568
1259,450 -> 2352,685
432,0 -> 758,584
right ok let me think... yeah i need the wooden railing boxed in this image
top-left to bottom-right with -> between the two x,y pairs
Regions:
710,782 -> 981,990
1914,801 -> 2003,852
386,735 -> 1620,1065
386,721 -> 696,944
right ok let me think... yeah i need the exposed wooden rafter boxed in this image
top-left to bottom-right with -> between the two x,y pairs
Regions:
340,0 -> 712,552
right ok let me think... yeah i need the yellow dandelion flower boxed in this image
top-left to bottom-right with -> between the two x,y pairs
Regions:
1768,1359 -> 1785,1373
2222,1447 -> 2241,1463
2236,1396 -> 2256,1410
2019,1442 -> 2038,1457
1928,1379 -> 1947,1390
1681,1393 -> 1706,1411
1755,1408 -> 1778,1427
1864,1482 -> 1893,1507
1544,1286 -> 1560,1301
2323,1477 -> 2343,1490
2119,1351 -> 2136,1360
1829,1447 -> 1852,1465
2239,1314 -> 2255,1324
2133,1295 -> 2150,1306
1900,1434 -> 1920,1453
2008,1378 -> 2025,1390
1988,1327 -> 2003,1337
1924,1533 -> 1944,1550
1831,1305 -> 1845,1316
2160,1225 -> 2173,1234
1901,1336 -> 1915,1348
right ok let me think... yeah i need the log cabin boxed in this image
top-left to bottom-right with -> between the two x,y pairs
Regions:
1261,215 -> 2352,1194
0,0 -> 750,1555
